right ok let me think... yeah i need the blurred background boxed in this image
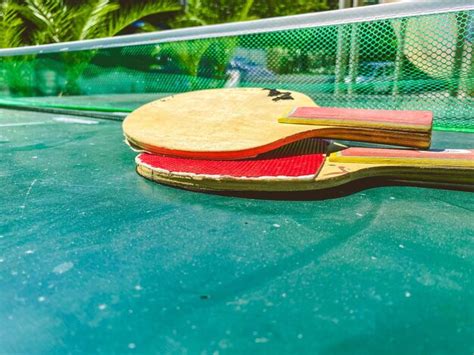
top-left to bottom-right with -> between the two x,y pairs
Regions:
0,0 -> 472,131
0,0 -> 400,48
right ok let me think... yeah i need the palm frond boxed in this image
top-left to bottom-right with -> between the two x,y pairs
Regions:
170,0 -> 255,28
0,0 -> 24,48
169,0 -> 210,27
105,0 -> 181,37
22,0 -> 73,43
78,0 -> 119,40
235,0 -> 255,22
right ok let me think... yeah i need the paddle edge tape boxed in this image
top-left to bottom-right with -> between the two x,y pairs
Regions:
329,147 -> 474,167
279,107 -> 433,132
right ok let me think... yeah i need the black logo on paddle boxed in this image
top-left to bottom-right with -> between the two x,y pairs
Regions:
263,88 -> 294,101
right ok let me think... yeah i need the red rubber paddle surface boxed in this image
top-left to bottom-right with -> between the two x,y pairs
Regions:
138,139 -> 328,178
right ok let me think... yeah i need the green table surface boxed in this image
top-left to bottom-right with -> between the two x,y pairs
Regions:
1,107 -> 473,354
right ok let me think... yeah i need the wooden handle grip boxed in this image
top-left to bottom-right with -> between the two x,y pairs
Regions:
330,147 -> 474,167
328,147 -> 474,186
279,107 -> 433,132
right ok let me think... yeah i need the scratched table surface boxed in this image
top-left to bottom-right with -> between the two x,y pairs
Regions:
1,106 -> 473,354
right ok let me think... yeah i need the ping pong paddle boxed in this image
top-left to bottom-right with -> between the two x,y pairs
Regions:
134,139 -> 474,193
123,88 -> 433,160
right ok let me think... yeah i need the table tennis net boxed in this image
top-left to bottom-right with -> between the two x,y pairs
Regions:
0,6 -> 472,132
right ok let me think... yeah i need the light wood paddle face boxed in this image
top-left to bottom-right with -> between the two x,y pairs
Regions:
123,88 -> 431,159
123,88 -> 317,159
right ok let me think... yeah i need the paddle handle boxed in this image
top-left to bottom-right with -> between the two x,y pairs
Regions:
329,147 -> 474,185
279,107 -> 433,133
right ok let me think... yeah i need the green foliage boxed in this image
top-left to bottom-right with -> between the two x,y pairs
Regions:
0,0 -> 24,48
0,0 -> 183,95
22,0 -> 72,43
170,0 -> 257,28
152,37 -> 237,89
251,0 -> 330,18
0,0 -> 182,47
162,0 -> 331,82
0,0 -> 338,96
104,0 -> 181,38
169,0 -> 331,28
78,0 -> 120,40
0,0 -> 335,48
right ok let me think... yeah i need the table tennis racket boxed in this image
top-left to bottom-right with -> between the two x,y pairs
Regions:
135,139 -> 474,193
123,88 -> 433,160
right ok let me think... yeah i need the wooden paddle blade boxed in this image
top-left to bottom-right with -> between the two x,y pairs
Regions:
123,88 -> 432,160
124,88 -> 316,159
135,139 -> 474,193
